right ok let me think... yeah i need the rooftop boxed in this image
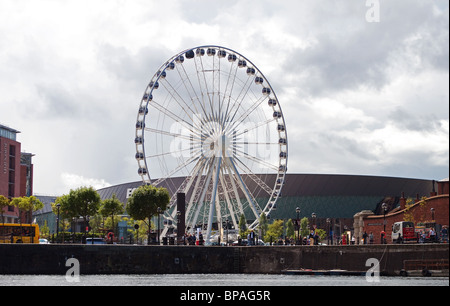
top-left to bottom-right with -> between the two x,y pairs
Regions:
0,123 -> 20,141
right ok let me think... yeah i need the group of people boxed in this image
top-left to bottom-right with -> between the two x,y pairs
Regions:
418,227 -> 447,243
184,232 -> 204,245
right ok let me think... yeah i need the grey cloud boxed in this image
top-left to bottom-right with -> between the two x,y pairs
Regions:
388,107 -> 445,133
280,0 -> 448,96
97,43 -> 173,91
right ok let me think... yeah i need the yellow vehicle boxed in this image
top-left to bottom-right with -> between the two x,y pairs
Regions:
0,223 -> 40,244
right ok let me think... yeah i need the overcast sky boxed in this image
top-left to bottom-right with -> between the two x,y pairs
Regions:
1,0 -> 448,196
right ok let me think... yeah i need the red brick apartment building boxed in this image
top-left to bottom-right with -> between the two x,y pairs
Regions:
0,124 -> 34,223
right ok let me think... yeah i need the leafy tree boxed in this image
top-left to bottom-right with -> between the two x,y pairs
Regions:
238,214 -> 248,238
11,196 -> 44,223
52,194 -> 76,220
258,213 -> 269,240
52,187 -> 101,235
0,195 -> 11,224
300,217 -> 310,239
40,220 -> 50,238
52,193 -> 75,234
264,219 -> 284,243
315,228 -> 327,242
72,187 -> 101,226
126,184 -> 170,244
100,194 -> 124,235
286,219 -> 295,239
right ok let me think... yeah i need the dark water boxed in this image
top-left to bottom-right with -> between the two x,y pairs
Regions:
1,274 -> 448,286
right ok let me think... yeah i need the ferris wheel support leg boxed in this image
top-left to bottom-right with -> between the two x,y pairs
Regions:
205,157 -> 222,244
228,157 -> 260,220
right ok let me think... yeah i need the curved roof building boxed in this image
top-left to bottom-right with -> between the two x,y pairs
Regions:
97,173 -> 435,223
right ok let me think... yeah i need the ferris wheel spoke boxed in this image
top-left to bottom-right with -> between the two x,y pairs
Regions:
222,161 -> 246,217
233,158 -> 273,196
152,154 -> 200,187
219,61 -> 238,127
233,148 -> 279,172
145,143 -> 203,159
144,127 -> 201,142
227,157 -> 261,219
159,79 -> 197,122
222,74 -> 254,129
149,100 -> 196,134
195,55 -> 215,120
218,171 -> 239,230
175,61 -> 218,135
225,95 -> 269,134
232,118 -> 277,138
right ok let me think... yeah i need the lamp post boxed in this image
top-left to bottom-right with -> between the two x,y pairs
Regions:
382,203 -> 387,232
326,218 -> 331,245
296,207 -> 301,245
311,213 -> 317,245
56,203 -> 60,243
177,210 -> 183,245
225,219 -> 230,246
157,207 -> 162,245
382,203 -> 387,244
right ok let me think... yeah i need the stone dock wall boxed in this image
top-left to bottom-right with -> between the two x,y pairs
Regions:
0,244 -> 448,276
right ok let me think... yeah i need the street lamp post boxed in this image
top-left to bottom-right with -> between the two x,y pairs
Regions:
311,213 -> 317,245
326,218 -> 331,245
225,219 -> 230,246
157,207 -> 162,245
56,203 -> 60,243
382,203 -> 387,244
296,207 -> 301,245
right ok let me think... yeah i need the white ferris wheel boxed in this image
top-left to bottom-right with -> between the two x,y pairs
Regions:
135,45 -> 288,243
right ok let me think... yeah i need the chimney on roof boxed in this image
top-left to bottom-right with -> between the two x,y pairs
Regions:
399,191 -> 406,210
430,180 -> 437,197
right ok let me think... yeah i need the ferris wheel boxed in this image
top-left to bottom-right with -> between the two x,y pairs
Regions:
135,45 -> 288,243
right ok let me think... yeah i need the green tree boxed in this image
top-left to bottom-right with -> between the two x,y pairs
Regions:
315,228 -> 326,242
258,213 -> 269,240
264,219 -> 284,243
52,194 -> 75,220
72,187 -> 101,226
0,195 -> 11,224
10,196 -> 44,242
238,214 -> 248,238
11,196 -> 44,223
300,217 -> 309,239
100,194 -> 124,235
52,193 -> 75,235
52,187 -> 101,237
286,219 -> 295,239
40,220 -> 50,238
126,185 -> 170,245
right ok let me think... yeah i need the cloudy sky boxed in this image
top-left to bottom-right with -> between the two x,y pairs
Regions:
1,0 -> 448,196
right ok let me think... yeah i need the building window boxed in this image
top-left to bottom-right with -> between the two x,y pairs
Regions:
9,145 -> 16,157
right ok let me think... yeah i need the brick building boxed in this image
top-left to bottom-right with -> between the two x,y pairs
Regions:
0,124 -> 34,223
354,178 -> 449,244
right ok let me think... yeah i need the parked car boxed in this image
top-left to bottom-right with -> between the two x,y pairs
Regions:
232,239 -> 267,246
85,238 -> 107,245
39,238 -> 50,244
